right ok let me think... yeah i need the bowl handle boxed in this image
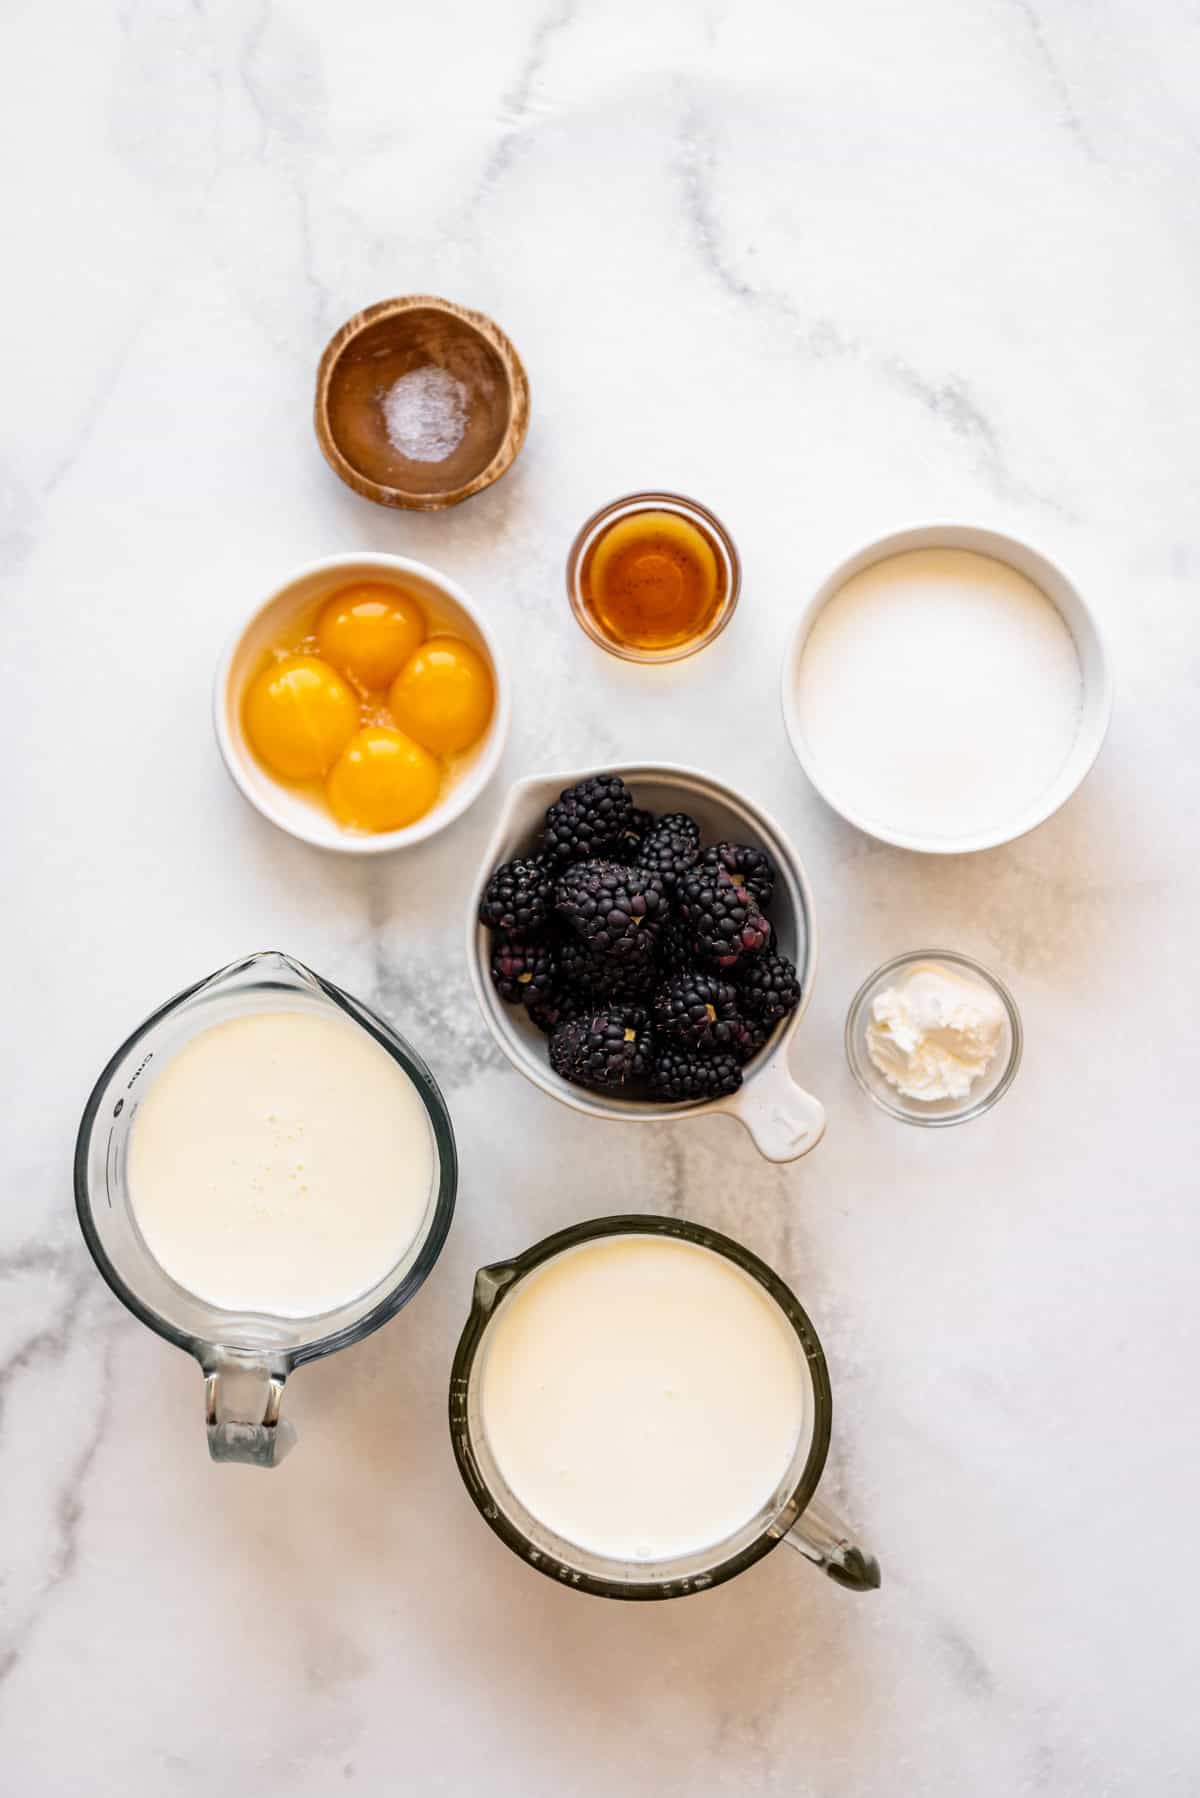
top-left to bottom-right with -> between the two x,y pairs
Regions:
725,1057 -> 826,1163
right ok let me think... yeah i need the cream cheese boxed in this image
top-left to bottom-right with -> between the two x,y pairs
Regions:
865,961 -> 1006,1102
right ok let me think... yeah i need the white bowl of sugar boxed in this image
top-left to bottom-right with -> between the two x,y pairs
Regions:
781,524 -> 1112,854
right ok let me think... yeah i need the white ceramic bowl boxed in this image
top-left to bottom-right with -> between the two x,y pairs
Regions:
214,553 -> 510,854
780,523 -> 1113,854
467,764 -> 826,1163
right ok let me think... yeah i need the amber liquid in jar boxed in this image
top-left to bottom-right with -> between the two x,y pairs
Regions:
578,509 -> 728,653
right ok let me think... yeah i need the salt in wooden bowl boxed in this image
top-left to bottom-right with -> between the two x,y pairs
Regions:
315,295 -> 530,511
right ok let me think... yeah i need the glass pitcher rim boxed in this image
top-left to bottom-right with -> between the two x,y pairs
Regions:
74,950 -> 457,1370
448,1211 -> 834,1601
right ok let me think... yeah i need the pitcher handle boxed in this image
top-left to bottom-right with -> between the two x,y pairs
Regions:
203,1356 -> 296,1468
781,1493 -> 880,1591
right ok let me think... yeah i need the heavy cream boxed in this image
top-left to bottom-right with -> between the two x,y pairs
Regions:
127,1009 -> 434,1317
478,1234 -> 808,1563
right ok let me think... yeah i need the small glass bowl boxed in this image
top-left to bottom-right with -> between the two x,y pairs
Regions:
565,490 -> 741,664
845,950 -> 1022,1127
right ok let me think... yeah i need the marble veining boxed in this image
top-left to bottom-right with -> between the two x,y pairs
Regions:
4,0 -> 1199,1792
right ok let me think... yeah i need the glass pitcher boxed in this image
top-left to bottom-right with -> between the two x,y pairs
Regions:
449,1214 -> 879,1599
75,951 -> 457,1467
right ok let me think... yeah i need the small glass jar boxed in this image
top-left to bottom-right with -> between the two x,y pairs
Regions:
566,490 -> 741,663
845,949 -> 1022,1127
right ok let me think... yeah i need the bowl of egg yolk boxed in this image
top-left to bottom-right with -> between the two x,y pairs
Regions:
215,554 -> 509,852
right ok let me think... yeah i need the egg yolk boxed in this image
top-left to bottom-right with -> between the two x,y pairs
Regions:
244,654 -> 358,780
325,727 -> 442,832
315,583 -> 426,690
388,636 -> 493,756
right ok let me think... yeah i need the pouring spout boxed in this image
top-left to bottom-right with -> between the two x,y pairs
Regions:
197,950 -> 323,999
473,1262 -> 519,1313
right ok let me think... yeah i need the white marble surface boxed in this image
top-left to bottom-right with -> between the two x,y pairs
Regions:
4,1 -> 1199,1791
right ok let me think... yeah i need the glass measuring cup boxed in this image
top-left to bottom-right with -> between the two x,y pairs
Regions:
75,951 -> 457,1467
449,1214 -> 879,1599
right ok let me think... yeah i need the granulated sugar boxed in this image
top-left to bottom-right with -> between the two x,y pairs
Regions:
794,549 -> 1083,841
382,365 -> 469,463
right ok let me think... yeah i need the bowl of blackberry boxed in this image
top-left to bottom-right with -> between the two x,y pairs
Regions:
468,766 -> 826,1162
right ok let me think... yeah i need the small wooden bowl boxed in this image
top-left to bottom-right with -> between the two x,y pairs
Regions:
315,296 -> 530,511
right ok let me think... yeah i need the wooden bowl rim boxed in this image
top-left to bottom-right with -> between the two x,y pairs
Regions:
314,294 -> 530,512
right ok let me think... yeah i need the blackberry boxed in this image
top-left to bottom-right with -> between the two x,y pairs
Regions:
736,952 -> 801,1023
556,932 -> 604,988
653,970 -> 742,1052
540,774 -> 634,865
727,1013 -> 771,1064
478,855 -> 554,940
489,938 -> 556,1007
654,914 -> 695,975
559,934 -> 655,1003
548,1005 -> 654,1093
650,1046 -> 742,1103
614,807 -> 656,862
638,812 -> 701,888
698,841 -> 775,908
555,858 -> 666,969
527,984 -> 584,1036
677,866 -> 771,970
